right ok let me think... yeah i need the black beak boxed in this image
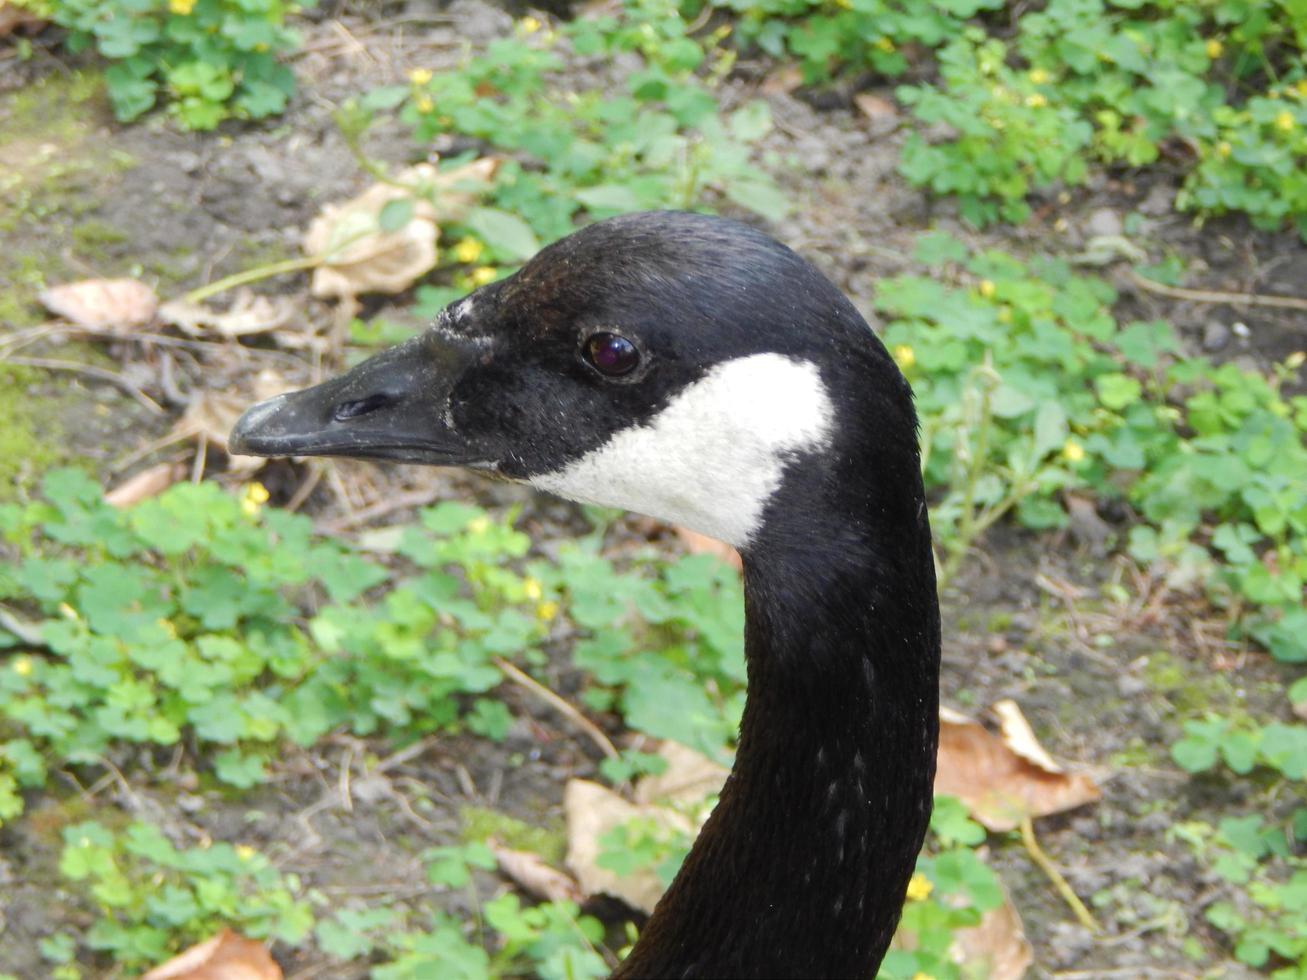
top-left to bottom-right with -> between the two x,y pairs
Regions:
229,330 -> 479,465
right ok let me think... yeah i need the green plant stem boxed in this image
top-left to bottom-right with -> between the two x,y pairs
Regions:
1020,815 -> 1100,933
181,255 -> 323,305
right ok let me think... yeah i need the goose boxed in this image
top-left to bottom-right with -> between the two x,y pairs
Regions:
230,210 -> 941,979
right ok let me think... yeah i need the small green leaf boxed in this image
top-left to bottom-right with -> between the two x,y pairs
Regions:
379,198 -> 416,232
466,207 -> 540,262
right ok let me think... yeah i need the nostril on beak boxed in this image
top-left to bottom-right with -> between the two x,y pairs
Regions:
334,393 -> 396,422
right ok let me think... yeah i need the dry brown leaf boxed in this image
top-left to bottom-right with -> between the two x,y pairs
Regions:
949,888 -> 1033,980
673,527 -> 742,572
760,65 -> 803,95
565,779 -> 681,914
633,741 -> 728,807
142,929 -> 281,980
105,463 -> 184,508
935,702 -> 1101,832
176,368 -> 290,473
159,290 -> 297,339
303,158 -> 498,300
488,838 -> 585,904
565,741 -> 726,913
891,871 -> 1031,980
854,93 -> 898,122
39,278 -> 158,332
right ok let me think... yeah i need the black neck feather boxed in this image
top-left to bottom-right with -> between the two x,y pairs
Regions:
615,445 -> 941,978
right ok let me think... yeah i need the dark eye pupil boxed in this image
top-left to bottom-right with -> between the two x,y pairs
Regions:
586,333 -> 639,376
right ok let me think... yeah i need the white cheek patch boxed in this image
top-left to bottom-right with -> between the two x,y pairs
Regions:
530,353 -> 833,548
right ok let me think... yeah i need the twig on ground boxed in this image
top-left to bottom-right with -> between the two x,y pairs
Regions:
375,734 -> 441,774
286,462 -> 326,513
1020,815 -> 1100,933
1128,268 -> 1307,313
493,656 -> 620,760
317,486 -> 441,532
3,355 -> 164,414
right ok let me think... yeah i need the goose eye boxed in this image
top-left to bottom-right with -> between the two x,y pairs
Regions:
584,332 -> 640,377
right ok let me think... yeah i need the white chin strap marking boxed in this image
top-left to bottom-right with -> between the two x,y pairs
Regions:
531,353 -> 833,549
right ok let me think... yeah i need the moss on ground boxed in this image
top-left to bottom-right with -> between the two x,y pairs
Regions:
0,364 -> 61,500
0,69 -> 136,325
460,804 -> 567,866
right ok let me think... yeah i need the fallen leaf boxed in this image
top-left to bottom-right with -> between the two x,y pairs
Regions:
488,838 -> 585,904
105,463 -> 184,508
949,886 -> 1033,980
142,929 -> 281,980
39,278 -> 158,332
564,741 -> 723,913
159,289 -> 297,339
633,740 -> 728,807
303,158 -> 498,300
565,779 -> 681,914
760,65 -> 803,95
854,93 -> 898,122
673,527 -> 742,572
176,368 -> 290,474
892,866 -> 1031,979
935,701 -> 1102,832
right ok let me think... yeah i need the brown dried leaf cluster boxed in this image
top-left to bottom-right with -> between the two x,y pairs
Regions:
935,699 -> 1102,832
40,278 -> 158,332
564,741 -> 728,915
142,930 -> 280,980
303,159 -> 498,300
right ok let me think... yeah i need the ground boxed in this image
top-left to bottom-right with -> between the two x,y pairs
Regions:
0,3 -> 1302,977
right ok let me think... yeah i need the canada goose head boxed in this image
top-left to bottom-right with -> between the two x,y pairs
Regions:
231,210 -> 938,978
231,210 -> 920,556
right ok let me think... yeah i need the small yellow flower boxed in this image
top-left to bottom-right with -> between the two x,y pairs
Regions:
408,68 -> 433,86
241,482 -> 270,517
978,279 -> 997,299
536,600 -> 560,621
1062,438 -> 1086,463
523,577 -> 543,601
12,656 -> 33,677
453,238 -> 484,264
470,266 -> 498,287
911,974 -> 936,980
1028,68 -> 1050,85
1297,79 -> 1307,98
1205,38 -> 1223,59
1274,110 -> 1296,133
468,516 -> 491,535
157,618 -> 178,639
1025,93 -> 1048,109
169,0 -> 196,15
905,872 -> 933,901
875,36 -> 895,53
520,15 -> 542,33
1216,140 -> 1232,158
892,344 -> 916,370
833,0 -> 853,9
1286,350 -> 1305,370
58,602 -> 78,620
415,96 -> 435,114
236,845 -> 257,861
